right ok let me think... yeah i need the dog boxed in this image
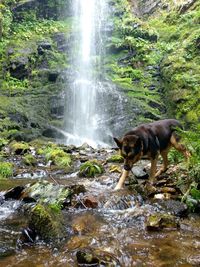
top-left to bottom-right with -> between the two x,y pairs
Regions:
113,119 -> 190,190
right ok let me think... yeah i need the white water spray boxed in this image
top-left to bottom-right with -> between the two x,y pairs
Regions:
64,0 -> 111,147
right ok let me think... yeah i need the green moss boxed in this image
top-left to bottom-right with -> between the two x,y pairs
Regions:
38,144 -> 72,169
79,160 -> 104,178
22,154 -> 37,166
29,203 -> 64,241
0,161 -> 13,179
107,154 -> 124,163
9,141 -> 30,155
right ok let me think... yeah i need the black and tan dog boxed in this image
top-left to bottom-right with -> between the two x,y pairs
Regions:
114,119 -> 190,190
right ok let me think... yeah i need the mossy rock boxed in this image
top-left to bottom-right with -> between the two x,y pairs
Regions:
28,203 -> 65,242
146,213 -> 179,231
9,141 -> 30,155
76,248 -> 120,267
0,162 -> 13,179
107,154 -> 124,163
37,144 -> 72,170
25,181 -> 71,208
22,154 -> 37,166
79,160 -> 104,178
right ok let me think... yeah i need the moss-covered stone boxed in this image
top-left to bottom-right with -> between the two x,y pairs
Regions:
9,141 -> 30,155
146,213 -> 179,230
28,203 -> 65,242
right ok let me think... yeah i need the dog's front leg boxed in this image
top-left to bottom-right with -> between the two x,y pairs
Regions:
114,169 -> 129,190
149,157 -> 158,183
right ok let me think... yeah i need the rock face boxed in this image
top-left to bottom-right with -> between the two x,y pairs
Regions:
129,0 -> 198,16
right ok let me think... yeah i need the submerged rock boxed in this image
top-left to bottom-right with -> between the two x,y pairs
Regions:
146,213 -> 179,231
76,248 -> 120,267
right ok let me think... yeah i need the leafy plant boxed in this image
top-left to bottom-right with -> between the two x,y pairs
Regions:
79,160 -> 104,177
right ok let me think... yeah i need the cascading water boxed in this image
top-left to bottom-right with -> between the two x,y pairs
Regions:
64,0 -> 114,147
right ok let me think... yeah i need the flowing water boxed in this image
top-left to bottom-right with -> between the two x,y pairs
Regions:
64,0 -> 109,147
0,174 -> 200,267
64,0 -> 126,147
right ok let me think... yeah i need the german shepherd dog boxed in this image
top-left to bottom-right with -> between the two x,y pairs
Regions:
114,119 -> 190,190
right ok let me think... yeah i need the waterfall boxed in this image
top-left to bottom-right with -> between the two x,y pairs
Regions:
64,0 -> 112,147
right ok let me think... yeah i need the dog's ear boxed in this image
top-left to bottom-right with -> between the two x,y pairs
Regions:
113,137 -> 122,149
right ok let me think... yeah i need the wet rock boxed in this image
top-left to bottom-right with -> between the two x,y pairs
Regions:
28,203 -> 65,242
146,213 -> 179,231
76,250 -> 99,267
76,248 -> 120,267
19,227 -> 37,244
53,32 -> 69,52
144,183 -> 157,197
83,195 -> 98,209
37,41 -> 52,55
21,181 -> 71,207
9,55 -> 30,79
48,71 -> 59,82
154,199 -> 188,217
131,166 -> 149,179
4,186 -> 25,200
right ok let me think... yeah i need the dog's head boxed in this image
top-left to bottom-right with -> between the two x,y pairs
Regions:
114,135 -> 142,171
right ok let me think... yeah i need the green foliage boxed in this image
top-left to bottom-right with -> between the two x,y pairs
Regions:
9,141 -> 30,154
38,144 -> 72,168
79,160 -> 104,177
29,203 -> 64,241
0,161 -> 13,179
0,138 -> 8,150
107,154 -> 124,163
148,5 -> 200,124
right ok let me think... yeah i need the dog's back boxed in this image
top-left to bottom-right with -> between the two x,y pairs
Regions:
124,119 -> 181,156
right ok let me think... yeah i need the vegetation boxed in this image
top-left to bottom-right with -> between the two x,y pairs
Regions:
0,161 -> 13,179
38,143 -> 72,169
105,0 -> 164,123
79,160 -> 104,178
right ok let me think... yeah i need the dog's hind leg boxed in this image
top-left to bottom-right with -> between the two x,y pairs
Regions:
155,148 -> 169,177
170,134 -> 190,159
114,170 -> 129,190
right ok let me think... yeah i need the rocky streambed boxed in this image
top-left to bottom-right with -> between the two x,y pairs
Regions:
0,140 -> 200,266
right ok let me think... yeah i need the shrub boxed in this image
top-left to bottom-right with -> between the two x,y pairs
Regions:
79,160 -> 104,177
0,162 -> 13,179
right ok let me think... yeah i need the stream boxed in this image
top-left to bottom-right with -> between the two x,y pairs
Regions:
0,145 -> 200,267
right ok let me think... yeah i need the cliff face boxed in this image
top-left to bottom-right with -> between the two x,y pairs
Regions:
129,0 -> 198,16
128,0 -> 200,126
